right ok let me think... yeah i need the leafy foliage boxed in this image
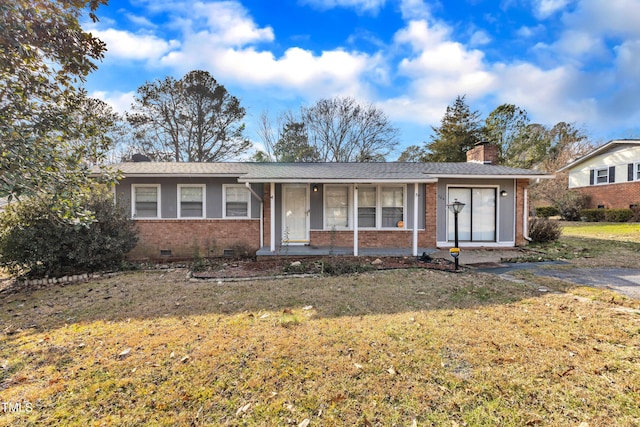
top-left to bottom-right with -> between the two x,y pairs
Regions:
483,104 -> 529,165
535,206 -> 559,218
580,208 -> 634,223
528,218 -> 562,243
1,0 -> 114,219
424,95 -> 483,162
0,186 -> 138,278
127,70 -> 251,162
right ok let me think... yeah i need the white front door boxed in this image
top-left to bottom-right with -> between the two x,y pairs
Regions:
282,185 -> 309,244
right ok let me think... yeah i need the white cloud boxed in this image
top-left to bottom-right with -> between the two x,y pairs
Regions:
533,0 -> 572,19
469,30 -> 491,47
300,0 -> 387,13
91,90 -> 136,114
90,28 -> 179,61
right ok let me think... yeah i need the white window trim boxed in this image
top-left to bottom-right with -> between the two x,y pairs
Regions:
323,185 -> 353,230
445,185 -> 500,244
222,184 -> 252,219
177,184 -> 206,219
131,184 -> 161,219
594,167 -> 609,185
635,162 -> 640,181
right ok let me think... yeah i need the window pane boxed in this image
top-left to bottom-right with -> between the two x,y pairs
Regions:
448,188 -> 471,241
358,187 -> 376,227
180,187 -> 203,217
596,169 -> 608,184
382,187 -> 403,207
381,187 -> 403,227
636,164 -> 640,180
471,188 -> 496,241
135,187 -> 158,217
326,186 -> 348,228
225,187 -> 249,217
382,207 -> 403,227
358,187 -> 376,207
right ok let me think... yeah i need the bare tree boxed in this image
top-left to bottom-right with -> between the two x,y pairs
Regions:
301,97 -> 399,162
127,70 -> 251,162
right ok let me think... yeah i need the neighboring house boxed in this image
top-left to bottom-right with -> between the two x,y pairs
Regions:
106,143 -> 550,260
558,139 -> 640,209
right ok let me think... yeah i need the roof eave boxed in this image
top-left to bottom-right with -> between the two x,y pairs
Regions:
238,178 -> 439,184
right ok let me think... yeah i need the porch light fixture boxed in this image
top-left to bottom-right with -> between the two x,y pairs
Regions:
312,185 -> 318,192
500,190 -> 508,197
447,199 -> 465,270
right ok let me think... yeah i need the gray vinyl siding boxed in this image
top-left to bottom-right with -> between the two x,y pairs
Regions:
436,179 -> 515,243
117,177 -> 261,219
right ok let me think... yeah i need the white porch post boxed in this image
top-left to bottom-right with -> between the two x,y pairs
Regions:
270,182 -> 276,253
413,182 -> 419,256
353,185 -> 359,256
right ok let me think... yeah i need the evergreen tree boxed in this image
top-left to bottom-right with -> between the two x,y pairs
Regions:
425,95 -> 483,162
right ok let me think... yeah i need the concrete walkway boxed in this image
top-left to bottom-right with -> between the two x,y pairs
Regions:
459,248 -> 640,300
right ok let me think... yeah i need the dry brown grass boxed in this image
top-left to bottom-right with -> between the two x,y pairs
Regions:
1,266 -> 639,426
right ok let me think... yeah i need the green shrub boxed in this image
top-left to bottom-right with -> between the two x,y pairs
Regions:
535,206 -> 559,218
580,209 -> 606,222
0,186 -> 138,279
322,260 -> 375,276
605,208 -> 633,222
528,218 -> 562,243
554,191 -> 590,221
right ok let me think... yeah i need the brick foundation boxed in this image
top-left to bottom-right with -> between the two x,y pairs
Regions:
129,219 -> 260,261
573,182 -> 640,209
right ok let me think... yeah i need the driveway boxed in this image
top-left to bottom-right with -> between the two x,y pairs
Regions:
474,262 -> 640,300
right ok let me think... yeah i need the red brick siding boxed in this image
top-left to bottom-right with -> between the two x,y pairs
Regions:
424,183 -> 438,247
515,179 -> 528,246
130,219 -> 260,260
310,230 -> 431,248
574,182 -> 640,209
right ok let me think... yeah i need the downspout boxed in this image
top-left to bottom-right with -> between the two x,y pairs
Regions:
245,182 -> 264,249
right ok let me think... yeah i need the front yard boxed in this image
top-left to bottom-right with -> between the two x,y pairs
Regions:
1,229 -> 639,426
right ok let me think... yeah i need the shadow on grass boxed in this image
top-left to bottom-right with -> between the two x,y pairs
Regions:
0,267 -> 560,334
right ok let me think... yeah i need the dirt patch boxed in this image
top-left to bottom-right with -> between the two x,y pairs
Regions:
191,255 -> 455,279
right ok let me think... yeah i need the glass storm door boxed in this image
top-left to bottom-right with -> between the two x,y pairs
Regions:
283,185 -> 309,244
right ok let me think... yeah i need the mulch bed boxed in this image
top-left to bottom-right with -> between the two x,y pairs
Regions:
190,255 -> 456,279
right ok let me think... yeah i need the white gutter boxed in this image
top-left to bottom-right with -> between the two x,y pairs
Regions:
245,182 -> 264,249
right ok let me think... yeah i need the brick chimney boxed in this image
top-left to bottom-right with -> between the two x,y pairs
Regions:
466,141 -> 498,165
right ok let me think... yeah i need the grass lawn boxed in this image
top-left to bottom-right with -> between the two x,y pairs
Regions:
561,221 -> 640,243
1,253 -> 639,426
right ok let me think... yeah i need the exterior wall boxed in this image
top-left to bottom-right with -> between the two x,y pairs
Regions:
129,219 -> 260,260
573,181 -> 640,209
567,144 -> 640,188
117,177 -> 262,219
435,178 -> 517,245
309,229 -> 434,249
515,179 -> 528,246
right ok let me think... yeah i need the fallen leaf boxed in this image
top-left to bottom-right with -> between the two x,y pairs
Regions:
354,363 -> 363,369
387,367 -> 397,375
118,348 -> 132,358
180,355 -> 190,363
236,403 -> 251,416
169,351 -> 175,358
260,313 -> 270,319
299,419 -> 310,427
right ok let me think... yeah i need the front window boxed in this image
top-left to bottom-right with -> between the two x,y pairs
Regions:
132,185 -> 160,218
224,185 -> 251,218
325,186 -> 349,228
636,163 -> 640,181
595,167 -> 609,184
358,187 -> 377,227
381,186 -> 404,228
178,185 -> 205,218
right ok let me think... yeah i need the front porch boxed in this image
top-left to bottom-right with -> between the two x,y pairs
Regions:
256,245 -> 438,258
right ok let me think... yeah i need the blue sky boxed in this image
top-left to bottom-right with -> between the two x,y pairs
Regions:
84,0 -> 640,160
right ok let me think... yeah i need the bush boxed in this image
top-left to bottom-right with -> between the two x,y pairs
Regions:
579,209 -> 606,222
528,218 -> 562,243
535,206 -> 559,218
555,191 -> 590,221
579,208 -> 633,222
605,208 -> 633,222
0,186 -> 138,279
